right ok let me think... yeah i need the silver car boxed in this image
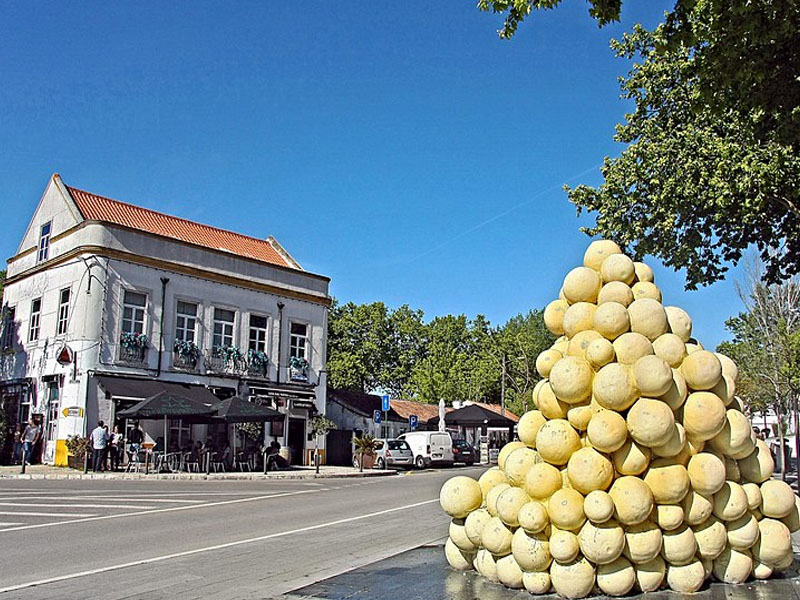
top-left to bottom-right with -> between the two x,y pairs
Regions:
374,438 -> 413,469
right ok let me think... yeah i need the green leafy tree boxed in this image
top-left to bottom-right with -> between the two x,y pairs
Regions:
479,1 -> 800,288
719,267 -> 800,479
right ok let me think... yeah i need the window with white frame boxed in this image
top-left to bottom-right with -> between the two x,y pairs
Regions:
175,301 -> 198,343
38,222 -> 52,263
29,298 -> 42,342
212,308 -> 235,348
2,307 -> 16,349
56,288 -> 70,336
122,291 -> 147,334
289,322 -> 308,359
249,315 -> 268,352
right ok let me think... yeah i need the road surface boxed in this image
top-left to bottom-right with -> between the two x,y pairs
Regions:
0,466 -> 483,599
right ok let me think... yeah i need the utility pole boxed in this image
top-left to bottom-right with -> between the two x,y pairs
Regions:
500,355 -> 506,417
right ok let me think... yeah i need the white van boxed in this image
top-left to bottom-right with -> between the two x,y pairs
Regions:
398,431 -> 454,468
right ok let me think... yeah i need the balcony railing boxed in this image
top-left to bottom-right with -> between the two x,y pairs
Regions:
172,350 -> 200,371
204,347 -> 247,375
118,345 -> 147,366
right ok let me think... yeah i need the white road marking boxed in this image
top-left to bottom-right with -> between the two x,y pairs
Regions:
0,511 -> 98,517
0,498 -> 439,594
0,523 -> 23,527
0,502 -> 156,510
0,496 -> 204,504
0,489 -> 317,534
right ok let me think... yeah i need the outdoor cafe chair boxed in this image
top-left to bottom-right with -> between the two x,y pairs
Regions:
183,451 -> 200,472
209,451 -> 226,472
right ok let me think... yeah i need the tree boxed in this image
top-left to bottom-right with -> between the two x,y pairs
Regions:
310,415 -> 337,474
719,264 -> 800,480
479,1 -> 800,288
477,0 -> 622,39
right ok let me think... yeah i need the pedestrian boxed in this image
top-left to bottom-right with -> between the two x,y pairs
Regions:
110,425 -> 123,471
20,417 -> 41,466
12,424 -> 23,465
90,420 -> 108,472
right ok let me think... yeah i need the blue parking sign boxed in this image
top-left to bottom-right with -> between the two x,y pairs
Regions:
373,410 -> 382,424
381,394 -> 390,412
409,414 -> 418,430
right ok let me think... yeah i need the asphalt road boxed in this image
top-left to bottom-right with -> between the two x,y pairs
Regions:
0,466 -> 485,599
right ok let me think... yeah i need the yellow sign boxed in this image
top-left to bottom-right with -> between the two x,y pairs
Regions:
62,407 -> 84,418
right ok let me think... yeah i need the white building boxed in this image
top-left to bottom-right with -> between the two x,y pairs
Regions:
1,174 -> 331,466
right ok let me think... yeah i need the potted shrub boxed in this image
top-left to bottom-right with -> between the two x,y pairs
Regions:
353,434 -> 378,471
65,435 -> 90,470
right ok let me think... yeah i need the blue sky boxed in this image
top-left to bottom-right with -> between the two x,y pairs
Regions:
0,2 -> 746,348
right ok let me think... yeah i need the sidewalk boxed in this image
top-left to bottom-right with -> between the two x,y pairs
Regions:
0,464 -> 398,480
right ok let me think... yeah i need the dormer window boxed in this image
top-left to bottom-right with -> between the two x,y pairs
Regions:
38,222 -> 52,263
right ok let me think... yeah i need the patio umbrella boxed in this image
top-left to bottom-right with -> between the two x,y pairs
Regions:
213,396 -> 283,423
213,397 -> 284,466
117,391 -> 218,468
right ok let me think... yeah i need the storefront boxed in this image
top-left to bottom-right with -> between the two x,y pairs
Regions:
248,384 -> 317,465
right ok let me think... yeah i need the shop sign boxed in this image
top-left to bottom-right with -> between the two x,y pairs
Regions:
291,400 -> 314,410
62,406 -> 84,418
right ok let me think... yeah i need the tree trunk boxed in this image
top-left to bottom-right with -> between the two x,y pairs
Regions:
777,400 -> 786,480
794,395 -> 800,491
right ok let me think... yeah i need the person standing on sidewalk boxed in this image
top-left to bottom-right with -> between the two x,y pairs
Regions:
20,418 -> 40,466
90,421 -> 108,472
109,425 -> 123,471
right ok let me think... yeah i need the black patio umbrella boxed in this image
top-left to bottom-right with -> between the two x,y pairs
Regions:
117,391 -> 218,467
213,396 -> 284,423
427,403 -> 517,429
213,397 -> 284,462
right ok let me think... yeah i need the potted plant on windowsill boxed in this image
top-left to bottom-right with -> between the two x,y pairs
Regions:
120,332 -> 148,362
247,349 -> 269,376
353,434 -> 378,472
289,356 -> 309,382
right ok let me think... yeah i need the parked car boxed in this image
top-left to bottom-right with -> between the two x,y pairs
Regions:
371,438 -> 414,470
398,431 -> 454,469
452,439 -> 476,466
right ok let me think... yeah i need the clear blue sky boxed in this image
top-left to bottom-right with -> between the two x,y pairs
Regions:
0,2 -> 746,349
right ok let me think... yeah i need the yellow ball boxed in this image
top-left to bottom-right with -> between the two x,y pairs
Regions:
687,452 -> 726,496
598,281 -> 634,306
623,520 -> 663,564
587,409 -> 628,453
584,490 -> 615,524
632,355 -> 673,396
567,447 -> 614,495
644,458 -> 690,504
537,419 -> 582,466
627,298 -> 668,341
563,266 -> 602,304
524,462 -> 564,500
682,391 -> 726,441
681,350 -> 723,391
550,556 -> 596,599
596,556 -> 636,597
612,439 -> 651,476
544,299 -> 570,336
592,302 -> 630,340
713,481 -> 748,521
579,518 -> 625,565
661,524 -> 697,566
592,363 -> 639,411
612,332 -> 654,365
600,253 -> 636,284
550,356 -> 594,404
694,515 -> 727,560
518,410 -> 547,447
518,500 -> 549,534
652,333 -> 687,368
439,476 -> 482,518
664,306 -> 692,342
548,488 -> 586,531
632,281 -> 662,302
511,528 -> 552,571
536,348 -> 563,378
562,302 -> 597,338
549,528 -> 581,563
609,476 -> 654,526
627,398 -> 675,447
585,337 -> 616,368
584,239 -> 623,271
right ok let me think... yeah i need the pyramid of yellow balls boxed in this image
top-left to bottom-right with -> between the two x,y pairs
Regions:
439,240 -> 799,598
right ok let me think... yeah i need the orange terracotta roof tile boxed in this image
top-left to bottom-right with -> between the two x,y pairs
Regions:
67,185 -> 295,269
389,399 -> 450,423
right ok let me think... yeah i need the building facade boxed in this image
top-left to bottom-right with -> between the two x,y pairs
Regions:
1,174 -> 331,466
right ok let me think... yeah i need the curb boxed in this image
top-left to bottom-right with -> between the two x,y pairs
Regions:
0,469 -> 398,481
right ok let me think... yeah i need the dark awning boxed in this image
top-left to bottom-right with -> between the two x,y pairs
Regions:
427,404 -> 517,428
95,375 -> 220,405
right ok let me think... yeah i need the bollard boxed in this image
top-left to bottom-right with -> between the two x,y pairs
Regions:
20,448 -> 26,475
84,449 -> 90,474
263,450 -> 268,475
206,452 -> 211,475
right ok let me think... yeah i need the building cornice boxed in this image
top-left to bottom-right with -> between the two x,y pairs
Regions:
4,244 -> 332,307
